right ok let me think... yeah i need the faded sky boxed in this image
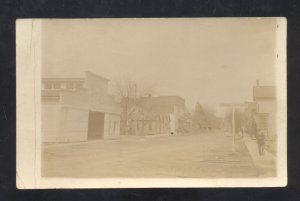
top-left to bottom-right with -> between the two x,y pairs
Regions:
42,18 -> 277,114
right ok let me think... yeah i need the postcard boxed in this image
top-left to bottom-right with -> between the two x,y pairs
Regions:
16,18 -> 287,188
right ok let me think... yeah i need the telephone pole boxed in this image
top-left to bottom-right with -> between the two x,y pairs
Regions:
221,103 -> 246,153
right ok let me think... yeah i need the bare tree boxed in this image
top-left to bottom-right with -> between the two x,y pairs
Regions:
192,102 -> 221,132
111,77 -> 155,135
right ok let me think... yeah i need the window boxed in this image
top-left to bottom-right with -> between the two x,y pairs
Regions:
66,82 -> 74,89
113,121 -> 116,132
149,123 -> 152,131
53,83 -> 61,89
44,83 -> 52,89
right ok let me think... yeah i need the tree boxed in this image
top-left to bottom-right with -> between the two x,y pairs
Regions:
111,77 -> 155,135
192,102 -> 221,132
192,102 -> 208,131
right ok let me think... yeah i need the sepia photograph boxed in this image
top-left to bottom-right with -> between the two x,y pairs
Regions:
16,18 -> 287,188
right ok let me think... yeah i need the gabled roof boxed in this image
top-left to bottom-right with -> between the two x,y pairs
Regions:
85,71 -> 109,81
253,86 -> 276,100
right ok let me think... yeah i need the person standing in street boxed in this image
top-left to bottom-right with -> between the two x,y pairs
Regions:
256,130 -> 265,156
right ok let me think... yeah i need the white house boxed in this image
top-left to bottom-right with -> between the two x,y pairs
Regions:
41,71 -> 121,142
253,80 -> 277,138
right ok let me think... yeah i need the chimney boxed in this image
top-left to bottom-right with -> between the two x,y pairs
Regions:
256,80 -> 260,86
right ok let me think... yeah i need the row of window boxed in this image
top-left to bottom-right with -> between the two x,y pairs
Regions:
42,82 -> 83,90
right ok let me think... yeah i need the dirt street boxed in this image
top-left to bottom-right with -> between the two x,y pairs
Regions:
42,131 -> 274,178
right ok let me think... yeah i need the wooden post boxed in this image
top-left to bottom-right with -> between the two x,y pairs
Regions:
221,103 -> 246,153
232,107 -> 235,152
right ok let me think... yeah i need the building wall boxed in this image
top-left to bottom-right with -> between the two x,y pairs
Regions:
174,105 -> 180,130
42,72 -> 121,142
85,71 -> 108,96
245,102 -> 258,113
127,117 -> 170,136
160,115 -> 171,133
129,120 -> 141,135
58,107 -> 89,142
125,96 -> 184,135
170,114 -> 176,133
257,100 -> 277,136
142,121 -> 160,135
60,89 -> 89,109
41,100 -> 61,142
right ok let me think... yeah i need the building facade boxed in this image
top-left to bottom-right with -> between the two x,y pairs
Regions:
252,81 -> 277,138
41,71 -> 121,142
122,96 -> 187,136
241,80 -> 277,139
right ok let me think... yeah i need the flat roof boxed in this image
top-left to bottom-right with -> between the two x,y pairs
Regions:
42,78 -> 85,82
42,71 -> 110,82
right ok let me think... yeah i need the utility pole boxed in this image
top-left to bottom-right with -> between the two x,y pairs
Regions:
221,103 -> 246,153
134,84 -> 137,135
231,107 -> 235,152
125,97 -> 128,135
134,84 -> 137,102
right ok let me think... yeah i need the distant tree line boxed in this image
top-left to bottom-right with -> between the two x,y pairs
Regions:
191,102 -> 222,132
